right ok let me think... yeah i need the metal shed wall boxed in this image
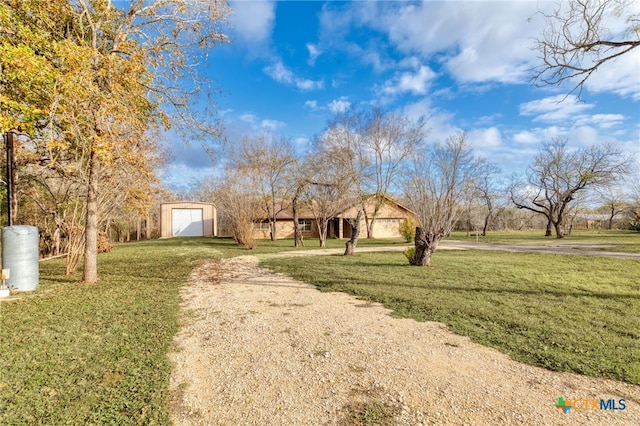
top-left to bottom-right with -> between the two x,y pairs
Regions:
159,202 -> 217,238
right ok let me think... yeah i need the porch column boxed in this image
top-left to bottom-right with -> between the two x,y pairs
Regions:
338,217 -> 343,239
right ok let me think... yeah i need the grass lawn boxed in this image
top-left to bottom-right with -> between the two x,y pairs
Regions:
0,238 -> 221,425
1,234 -> 638,424
449,229 -> 640,252
261,249 -> 640,385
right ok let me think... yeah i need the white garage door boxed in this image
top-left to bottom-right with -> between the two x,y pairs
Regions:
172,209 -> 204,237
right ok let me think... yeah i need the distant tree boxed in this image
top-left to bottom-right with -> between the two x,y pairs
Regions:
362,107 -> 425,238
230,133 -> 297,241
473,161 -> 502,236
300,149 -> 352,248
533,0 -> 640,97
595,186 -> 629,229
215,172 -> 260,249
510,139 -> 632,238
315,106 -> 425,253
403,132 -> 481,266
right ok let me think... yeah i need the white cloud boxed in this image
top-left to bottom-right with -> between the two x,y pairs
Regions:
264,58 -> 324,91
306,43 -> 321,66
240,113 -> 257,124
382,65 -> 436,96
574,114 -> 626,129
402,99 -> 460,143
583,49 -> 640,100
260,119 -> 286,131
305,100 -> 318,110
351,1 -> 543,84
328,96 -> 351,113
467,127 -> 503,151
228,1 -> 276,45
519,95 -> 594,123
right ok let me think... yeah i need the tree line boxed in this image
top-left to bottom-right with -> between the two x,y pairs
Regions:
185,104 -> 636,267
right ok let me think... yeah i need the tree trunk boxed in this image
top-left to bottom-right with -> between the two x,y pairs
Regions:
145,215 -> 152,240
344,210 -> 364,255
269,218 -> 277,242
411,227 -> 438,266
545,217 -> 553,237
83,149 -> 99,283
554,220 -> 565,239
317,219 -> 328,248
292,187 -> 304,247
364,208 -> 374,239
482,213 -> 490,237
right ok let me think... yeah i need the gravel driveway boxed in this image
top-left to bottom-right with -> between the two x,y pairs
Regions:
168,254 -> 639,425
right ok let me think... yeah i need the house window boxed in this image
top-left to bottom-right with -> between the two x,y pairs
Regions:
298,219 -> 312,232
255,221 -> 270,230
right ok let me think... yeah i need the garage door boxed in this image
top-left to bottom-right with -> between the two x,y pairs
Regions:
172,208 -> 204,237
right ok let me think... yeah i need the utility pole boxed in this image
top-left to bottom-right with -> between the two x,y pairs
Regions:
4,132 -> 15,226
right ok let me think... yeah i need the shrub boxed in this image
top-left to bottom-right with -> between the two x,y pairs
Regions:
398,217 -> 419,242
403,247 -> 415,264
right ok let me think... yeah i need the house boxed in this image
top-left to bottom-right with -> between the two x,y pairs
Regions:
159,202 -> 217,238
239,194 -> 416,240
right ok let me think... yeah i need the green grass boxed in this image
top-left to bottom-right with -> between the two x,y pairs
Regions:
1,233 -> 638,424
261,250 -> 640,385
209,235 -> 409,257
0,238 -> 221,425
449,229 -> 640,252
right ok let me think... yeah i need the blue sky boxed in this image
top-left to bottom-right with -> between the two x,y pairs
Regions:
161,0 -> 640,190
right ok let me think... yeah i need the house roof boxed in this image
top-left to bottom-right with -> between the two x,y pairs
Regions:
257,194 -> 415,221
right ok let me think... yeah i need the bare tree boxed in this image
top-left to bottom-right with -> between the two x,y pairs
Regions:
215,172 -> 261,249
314,106 -> 425,253
595,185 -> 629,229
533,0 -> 640,97
363,107 -> 426,238
473,161 -> 502,236
230,133 -> 297,241
314,110 -> 369,253
301,151 -> 352,248
510,138 -> 632,238
403,132 -> 481,266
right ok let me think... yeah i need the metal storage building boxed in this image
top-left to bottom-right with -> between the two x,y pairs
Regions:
159,202 -> 217,238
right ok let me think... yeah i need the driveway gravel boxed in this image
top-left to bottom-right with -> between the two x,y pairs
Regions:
168,254 -> 639,425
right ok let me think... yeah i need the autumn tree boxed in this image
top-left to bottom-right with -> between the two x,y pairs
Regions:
1,0 -> 229,282
510,138 -> 631,238
230,133 -> 297,241
403,132 -> 481,266
533,0 -> 640,97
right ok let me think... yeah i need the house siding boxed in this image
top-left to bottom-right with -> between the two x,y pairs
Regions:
159,202 -> 217,238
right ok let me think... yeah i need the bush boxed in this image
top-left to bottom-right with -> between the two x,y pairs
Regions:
403,247 -> 415,264
629,219 -> 640,232
398,217 -> 419,242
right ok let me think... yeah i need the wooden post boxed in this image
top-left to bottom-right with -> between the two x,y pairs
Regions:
5,132 -> 16,226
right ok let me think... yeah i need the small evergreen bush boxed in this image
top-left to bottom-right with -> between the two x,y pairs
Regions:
398,217 -> 419,242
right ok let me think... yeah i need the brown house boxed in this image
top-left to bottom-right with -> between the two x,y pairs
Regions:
245,195 -> 416,240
